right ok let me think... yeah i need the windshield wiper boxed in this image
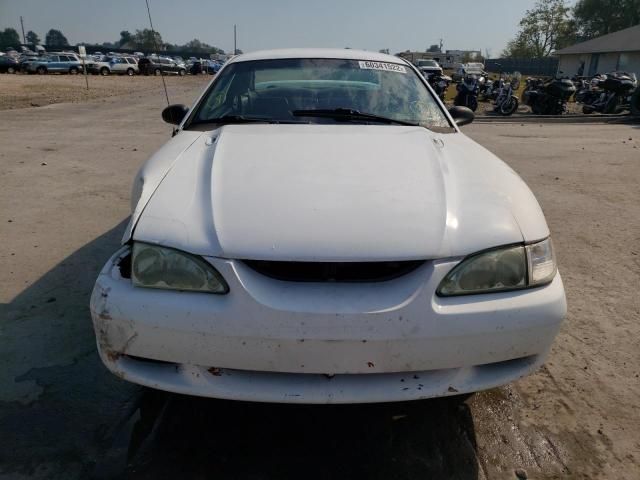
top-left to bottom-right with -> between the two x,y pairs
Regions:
291,108 -> 419,126
190,115 -> 302,126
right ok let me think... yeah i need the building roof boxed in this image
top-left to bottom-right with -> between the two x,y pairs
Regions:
555,24 -> 640,55
230,48 -> 407,64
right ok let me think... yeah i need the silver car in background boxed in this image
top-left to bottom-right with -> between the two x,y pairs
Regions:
86,56 -> 139,76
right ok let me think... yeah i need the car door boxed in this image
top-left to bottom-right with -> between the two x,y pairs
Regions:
59,55 -> 74,71
125,57 -> 138,73
111,58 -> 125,73
159,58 -> 172,73
46,56 -> 62,72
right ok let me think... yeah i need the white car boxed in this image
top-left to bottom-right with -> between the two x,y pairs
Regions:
86,56 -> 138,75
90,49 -> 566,404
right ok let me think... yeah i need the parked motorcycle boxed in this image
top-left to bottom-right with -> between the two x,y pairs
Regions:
454,74 -> 479,112
493,75 -> 520,116
574,74 -> 606,105
521,77 -> 544,103
427,72 -> 451,101
582,72 -> 637,114
522,76 -> 576,115
477,74 -> 494,101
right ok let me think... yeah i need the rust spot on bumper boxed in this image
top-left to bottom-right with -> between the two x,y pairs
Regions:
106,350 -> 122,362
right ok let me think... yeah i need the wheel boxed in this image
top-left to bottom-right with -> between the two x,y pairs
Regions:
100,67 -> 109,76
69,67 -> 79,75
7,66 -> 15,74
467,96 -> 478,112
531,101 -> 543,115
154,68 -> 161,76
582,105 -> 595,114
603,95 -> 620,114
631,89 -> 640,116
36,66 -> 47,75
499,96 -> 519,116
126,68 -> 134,76
178,69 -> 186,76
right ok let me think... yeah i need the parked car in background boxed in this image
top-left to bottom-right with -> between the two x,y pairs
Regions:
86,56 -> 139,75
25,53 -> 84,75
416,59 -> 443,77
91,48 -> 566,404
190,59 -> 222,75
138,57 -> 187,76
0,55 -> 20,73
18,56 -> 41,71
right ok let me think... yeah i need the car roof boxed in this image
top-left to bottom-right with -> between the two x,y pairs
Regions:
229,48 -> 408,65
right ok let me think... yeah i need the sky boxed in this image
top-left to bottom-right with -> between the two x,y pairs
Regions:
0,0 -> 573,57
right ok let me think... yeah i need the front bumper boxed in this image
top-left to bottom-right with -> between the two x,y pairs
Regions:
91,247 -> 566,403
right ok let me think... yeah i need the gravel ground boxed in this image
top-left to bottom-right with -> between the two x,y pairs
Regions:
0,75 -> 639,479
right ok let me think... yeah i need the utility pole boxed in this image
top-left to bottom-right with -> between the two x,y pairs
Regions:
20,16 -> 26,44
234,24 -> 237,55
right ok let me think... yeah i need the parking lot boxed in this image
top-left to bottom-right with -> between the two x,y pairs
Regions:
1,75 -> 639,479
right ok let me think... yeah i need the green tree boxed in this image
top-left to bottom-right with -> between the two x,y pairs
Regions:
26,30 -> 40,45
502,0 -> 575,58
133,29 -> 163,50
0,28 -> 21,49
573,0 -> 640,39
184,38 -> 207,51
118,30 -> 133,47
45,29 -> 69,47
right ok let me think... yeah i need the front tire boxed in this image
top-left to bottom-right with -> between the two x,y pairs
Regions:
69,67 -> 79,75
100,67 -> 109,76
499,96 -> 519,116
603,95 -> 620,114
126,68 -> 134,76
36,66 -> 47,75
178,69 -> 186,76
467,96 -> 478,112
154,68 -> 162,76
7,66 -> 15,74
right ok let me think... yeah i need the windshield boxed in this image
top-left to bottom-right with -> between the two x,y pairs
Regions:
189,58 -> 451,128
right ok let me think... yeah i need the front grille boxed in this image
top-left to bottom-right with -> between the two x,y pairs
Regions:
243,260 -> 425,283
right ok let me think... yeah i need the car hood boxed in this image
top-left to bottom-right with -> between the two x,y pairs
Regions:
128,124 -> 549,260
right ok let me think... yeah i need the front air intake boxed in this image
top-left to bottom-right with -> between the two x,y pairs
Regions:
243,260 -> 425,283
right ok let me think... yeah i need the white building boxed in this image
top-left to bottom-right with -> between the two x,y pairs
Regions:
555,24 -> 640,77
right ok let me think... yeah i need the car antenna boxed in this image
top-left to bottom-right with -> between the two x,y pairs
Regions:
145,0 -> 170,106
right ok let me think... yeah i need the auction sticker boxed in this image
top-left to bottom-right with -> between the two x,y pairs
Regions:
358,61 -> 406,73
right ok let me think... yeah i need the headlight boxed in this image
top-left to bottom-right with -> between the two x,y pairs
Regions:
131,242 -> 228,294
437,238 -> 556,297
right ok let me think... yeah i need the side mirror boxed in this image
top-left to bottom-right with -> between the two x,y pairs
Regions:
162,104 -> 189,125
449,106 -> 475,127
